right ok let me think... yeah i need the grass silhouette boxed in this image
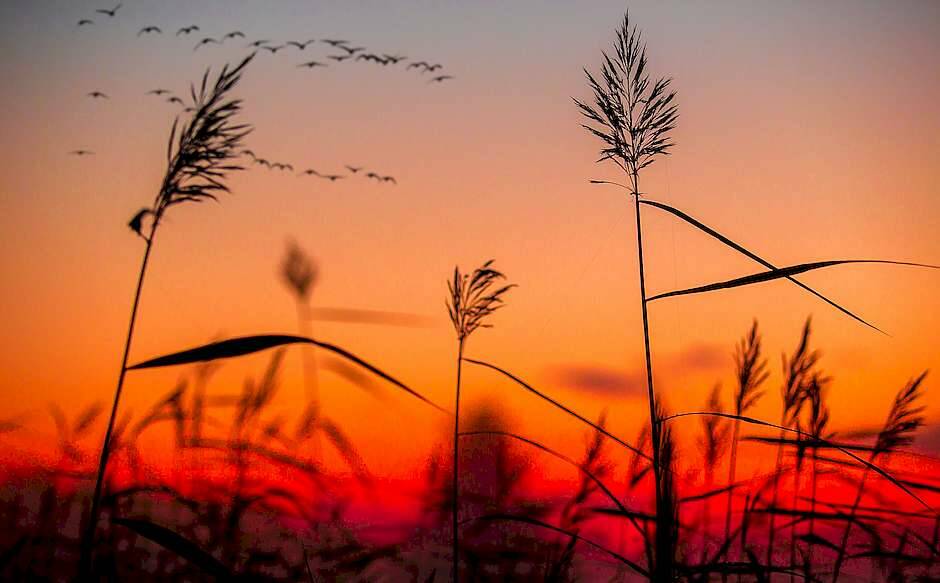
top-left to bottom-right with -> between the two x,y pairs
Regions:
1,8 -> 938,583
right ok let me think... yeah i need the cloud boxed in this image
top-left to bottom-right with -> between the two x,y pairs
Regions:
546,364 -> 646,398
669,342 -> 726,373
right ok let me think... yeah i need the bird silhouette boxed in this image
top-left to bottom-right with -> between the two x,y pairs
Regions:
95,3 -> 121,18
262,45 -> 285,54
381,175 -> 397,184
429,75 -> 453,83
194,37 -> 219,50
166,96 -> 185,106
321,174 -> 344,182
255,158 -> 272,168
137,26 -> 162,36
287,40 -> 316,50
242,149 -> 257,160
426,64 -> 443,72
345,166 -> 363,174
176,25 -> 199,35
77,19 -> 94,27
299,168 -> 320,176
224,31 -> 246,40
407,61 -> 428,70
87,91 -> 109,99
298,60 -> 326,68
146,88 -> 170,96
338,45 -> 365,55
248,39 -> 270,48
328,54 -> 352,62
69,149 -> 95,156
365,172 -> 381,180
383,54 -> 407,64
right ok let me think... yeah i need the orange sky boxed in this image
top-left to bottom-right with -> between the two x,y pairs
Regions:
0,1 -> 938,480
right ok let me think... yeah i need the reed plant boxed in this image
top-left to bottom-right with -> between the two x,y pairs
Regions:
445,260 -> 514,581
79,53 -> 255,577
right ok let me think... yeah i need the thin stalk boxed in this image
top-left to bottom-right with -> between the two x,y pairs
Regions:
766,423 -> 786,567
808,448 -> 819,575
295,299 -> 322,459
630,171 -> 666,580
724,419 -> 741,583
452,338 -> 465,583
80,223 -> 157,577
831,465 -> 873,581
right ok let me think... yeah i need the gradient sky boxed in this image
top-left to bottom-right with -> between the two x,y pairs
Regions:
1,1 -> 938,478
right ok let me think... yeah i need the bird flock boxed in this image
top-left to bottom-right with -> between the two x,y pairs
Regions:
70,2 -> 458,185
243,150 -> 397,185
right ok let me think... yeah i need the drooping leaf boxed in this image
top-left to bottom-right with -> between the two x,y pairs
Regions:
639,199 -> 887,333
113,517 -> 231,578
127,334 -> 447,413
647,259 -> 936,302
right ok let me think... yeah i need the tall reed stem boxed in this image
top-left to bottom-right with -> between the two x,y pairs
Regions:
79,224 -> 157,577
630,172 -> 667,579
452,338 -> 465,583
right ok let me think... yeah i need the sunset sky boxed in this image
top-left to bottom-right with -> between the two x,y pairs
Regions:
1,1 -> 938,480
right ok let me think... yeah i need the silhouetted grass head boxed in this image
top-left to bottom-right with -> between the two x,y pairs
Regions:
281,239 -> 318,302
446,260 -> 514,343
138,53 -> 254,232
781,318 -> 820,423
734,320 -> 768,416
875,372 -> 927,455
575,11 -> 678,179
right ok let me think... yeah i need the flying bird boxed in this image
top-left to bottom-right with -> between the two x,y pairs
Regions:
381,175 -> 397,185
407,61 -> 428,70
176,25 -> 199,35
69,149 -> 95,156
248,39 -> 270,48
429,75 -> 453,83
137,26 -> 162,36
224,31 -> 246,40
77,19 -> 94,27
166,96 -> 185,106
383,54 -> 407,64
287,40 -> 316,50
328,54 -> 352,62
87,91 -> 109,99
262,45 -> 285,54
365,172 -> 381,180
321,39 -> 349,47
95,3 -> 121,18
338,45 -> 365,55
321,174 -> 344,182
194,37 -> 219,50
146,88 -> 170,96
298,60 -> 326,69
299,168 -> 320,176
255,158 -> 272,168
426,64 -> 443,72
345,165 -> 363,174
242,149 -> 257,160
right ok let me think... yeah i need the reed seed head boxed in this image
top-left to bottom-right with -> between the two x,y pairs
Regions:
575,11 -> 678,179
446,259 -> 515,343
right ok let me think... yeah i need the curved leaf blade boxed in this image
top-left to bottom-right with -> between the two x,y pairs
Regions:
648,259 -> 936,302
113,517 -> 231,578
639,199 -> 887,333
127,334 -> 447,413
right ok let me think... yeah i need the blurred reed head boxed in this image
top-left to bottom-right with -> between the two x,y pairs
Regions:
281,239 -> 318,302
